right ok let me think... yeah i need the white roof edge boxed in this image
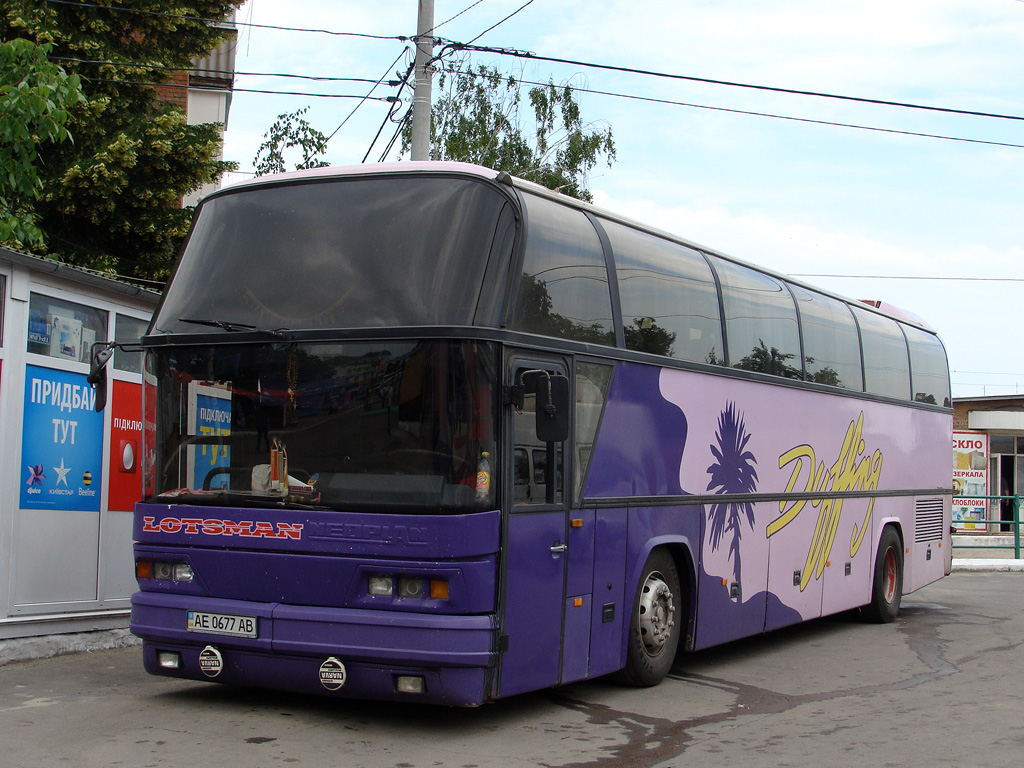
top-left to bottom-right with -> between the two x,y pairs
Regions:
223,161 -> 501,192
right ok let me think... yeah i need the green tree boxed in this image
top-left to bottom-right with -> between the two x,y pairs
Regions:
1,1 -> 243,280
401,60 -> 616,202
253,107 -> 330,177
0,38 -> 84,250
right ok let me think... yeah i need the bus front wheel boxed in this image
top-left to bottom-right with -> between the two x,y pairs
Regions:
862,526 -> 903,624
617,548 -> 682,687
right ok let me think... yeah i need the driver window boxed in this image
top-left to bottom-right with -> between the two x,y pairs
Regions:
512,366 -> 565,506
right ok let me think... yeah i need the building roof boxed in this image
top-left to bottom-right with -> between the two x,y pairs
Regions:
0,245 -> 161,305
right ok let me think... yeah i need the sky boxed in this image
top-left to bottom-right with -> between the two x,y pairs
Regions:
217,0 -> 1024,399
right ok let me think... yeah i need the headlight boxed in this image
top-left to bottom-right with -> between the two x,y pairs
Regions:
368,575 -> 394,596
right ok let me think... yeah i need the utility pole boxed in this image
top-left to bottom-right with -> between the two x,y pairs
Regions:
410,0 -> 434,161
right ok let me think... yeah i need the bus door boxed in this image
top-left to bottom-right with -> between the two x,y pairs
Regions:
498,355 -> 576,697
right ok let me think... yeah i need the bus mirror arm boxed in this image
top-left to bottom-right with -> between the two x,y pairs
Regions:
536,374 -> 570,444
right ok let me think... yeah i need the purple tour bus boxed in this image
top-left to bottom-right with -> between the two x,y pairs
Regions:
119,163 -> 952,706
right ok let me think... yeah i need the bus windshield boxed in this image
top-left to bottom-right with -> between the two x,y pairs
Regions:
150,174 -> 513,335
145,340 -> 499,513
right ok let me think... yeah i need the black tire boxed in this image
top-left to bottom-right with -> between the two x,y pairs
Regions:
616,548 -> 682,687
862,526 -> 903,624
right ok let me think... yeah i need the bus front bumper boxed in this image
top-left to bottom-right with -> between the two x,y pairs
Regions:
131,592 -> 499,707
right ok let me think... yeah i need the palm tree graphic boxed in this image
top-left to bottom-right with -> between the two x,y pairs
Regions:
706,402 -> 758,591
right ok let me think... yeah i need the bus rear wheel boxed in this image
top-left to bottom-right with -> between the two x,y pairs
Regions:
616,548 -> 682,687
863,526 -> 903,623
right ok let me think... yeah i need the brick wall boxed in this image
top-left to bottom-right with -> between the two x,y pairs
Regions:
152,71 -> 189,112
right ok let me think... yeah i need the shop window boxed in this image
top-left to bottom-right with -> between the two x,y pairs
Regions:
113,314 -> 150,373
27,293 -> 108,364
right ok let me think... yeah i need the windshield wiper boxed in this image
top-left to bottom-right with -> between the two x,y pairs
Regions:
178,318 -> 288,338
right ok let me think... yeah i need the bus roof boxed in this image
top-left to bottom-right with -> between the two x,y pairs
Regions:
211,162 -> 935,335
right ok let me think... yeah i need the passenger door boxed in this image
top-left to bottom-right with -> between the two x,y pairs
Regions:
497,354 -> 570,697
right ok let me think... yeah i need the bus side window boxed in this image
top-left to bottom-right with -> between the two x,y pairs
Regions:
711,257 -> 801,378
853,306 -> 911,400
905,325 -> 951,407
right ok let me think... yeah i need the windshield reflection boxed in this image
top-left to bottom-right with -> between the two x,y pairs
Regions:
147,340 -> 499,513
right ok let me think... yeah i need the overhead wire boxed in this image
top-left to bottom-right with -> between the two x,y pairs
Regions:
436,65 -> 1024,150
438,41 -> 1024,123
325,48 -> 412,144
49,56 -> 394,86
463,0 -> 536,46
44,0 -> 408,41
362,62 -> 417,161
88,77 -> 398,101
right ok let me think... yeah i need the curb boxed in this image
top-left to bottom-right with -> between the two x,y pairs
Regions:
951,559 -> 1024,573
0,628 -> 140,667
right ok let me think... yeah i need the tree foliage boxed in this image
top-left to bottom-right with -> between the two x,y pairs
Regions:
253,107 -> 330,177
0,38 -> 84,250
0,1 -> 243,280
401,60 -> 616,202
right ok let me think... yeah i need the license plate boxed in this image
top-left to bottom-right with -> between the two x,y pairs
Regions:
187,610 -> 257,638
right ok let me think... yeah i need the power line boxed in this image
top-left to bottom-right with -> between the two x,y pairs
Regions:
326,49 -> 412,143
439,66 -> 1024,150
432,0 -> 488,33
440,41 -> 1024,124
91,78 -> 399,101
44,0 -> 1024,126
49,56 -> 393,86
44,0 -> 407,41
465,0 -> 536,46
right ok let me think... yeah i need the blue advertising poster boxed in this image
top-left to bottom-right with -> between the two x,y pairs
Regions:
21,365 -> 104,511
187,382 -> 232,491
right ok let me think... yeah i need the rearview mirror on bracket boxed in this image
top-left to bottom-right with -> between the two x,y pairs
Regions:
535,374 -> 570,444
87,342 -> 114,412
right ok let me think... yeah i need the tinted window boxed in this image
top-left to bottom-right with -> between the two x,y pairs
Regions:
604,220 -> 723,364
712,258 -> 801,377
791,286 -> 862,389
148,340 -> 499,513
853,306 -> 910,399
905,325 -> 950,406
512,195 -> 614,345
575,361 -> 613,499
154,176 -> 510,333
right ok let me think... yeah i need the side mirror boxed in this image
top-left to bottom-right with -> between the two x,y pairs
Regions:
536,374 -> 570,443
87,342 -> 114,412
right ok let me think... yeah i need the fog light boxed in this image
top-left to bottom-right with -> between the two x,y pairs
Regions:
153,561 -> 173,580
368,575 -> 393,596
157,651 -> 182,669
398,577 -> 423,598
173,563 -> 194,583
396,675 -> 425,694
